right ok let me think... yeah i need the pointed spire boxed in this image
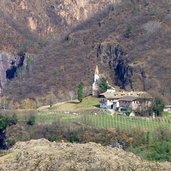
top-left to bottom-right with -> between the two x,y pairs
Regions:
95,65 -> 99,75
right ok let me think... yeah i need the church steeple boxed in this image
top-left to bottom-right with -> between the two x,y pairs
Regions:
95,65 -> 99,75
92,65 -> 100,96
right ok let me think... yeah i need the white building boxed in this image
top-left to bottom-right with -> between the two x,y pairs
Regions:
99,89 -> 123,109
99,90 -> 152,111
92,65 -> 101,96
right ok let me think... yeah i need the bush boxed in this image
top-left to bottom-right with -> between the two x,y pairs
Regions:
8,114 -> 18,125
68,133 -> 79,143
48,134 -> 58,142
0,115 -> 8,130
146,141 -> 171,161
27,115 -> 36,126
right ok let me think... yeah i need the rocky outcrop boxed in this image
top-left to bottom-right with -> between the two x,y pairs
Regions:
0,52 -> 26,93
0,139 -> 170,171
97,43 -> 134,90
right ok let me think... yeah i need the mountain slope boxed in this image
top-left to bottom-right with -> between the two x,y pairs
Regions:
0,0 -> 112,53
4,0 -> 171,103
0,0 -> 112,99
0,139 -> 171,170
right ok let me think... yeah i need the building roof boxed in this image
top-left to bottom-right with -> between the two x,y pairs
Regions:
100,92 -> 126,99
119,96 -> 139,102
100,89 -> 153,100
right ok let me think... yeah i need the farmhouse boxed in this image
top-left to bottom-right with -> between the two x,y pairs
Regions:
99,90 -> 152,112
99,89 -> 125,109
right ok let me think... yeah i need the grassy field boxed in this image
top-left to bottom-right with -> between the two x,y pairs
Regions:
22,111 -> 171,132
50,96 -> 100,112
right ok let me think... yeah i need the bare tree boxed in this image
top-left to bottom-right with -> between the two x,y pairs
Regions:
69,91 -> 75,101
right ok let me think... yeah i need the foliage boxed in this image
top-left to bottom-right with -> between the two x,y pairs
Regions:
127,24 -> 133,34
77,82 -> 84,102
8,114 -> 18,126
27,115 -> 36,126
54,68 -> 60,77
48,134 -> 58,142
147,141 -> 171,161
0,114 -> 19,130
0,115 -> 8,130
46,91 -> 57,108
98,77 -> 109,93
68,132 -> 80,143
152,97 -> 165,116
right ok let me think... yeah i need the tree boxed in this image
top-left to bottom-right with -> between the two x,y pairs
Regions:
27,115 -> 35,126
77,82 -> 84,102
46,91 -> 57,108
0,115 -> 8,130
152,97 -> 165,116
69,91 -> 75,101
98,77 -> 109,93
26,57 -> 34,76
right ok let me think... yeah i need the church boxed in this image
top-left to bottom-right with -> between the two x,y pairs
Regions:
92,65 -> 101,97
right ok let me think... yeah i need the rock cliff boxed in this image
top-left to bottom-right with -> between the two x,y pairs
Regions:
0,139 -> 171,171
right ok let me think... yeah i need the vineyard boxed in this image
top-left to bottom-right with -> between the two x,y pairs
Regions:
20,111 -> 171,132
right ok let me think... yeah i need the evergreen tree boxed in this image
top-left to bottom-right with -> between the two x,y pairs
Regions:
77,82 -> 84,102
98,77 -> 109,93
152,97 -> 165,116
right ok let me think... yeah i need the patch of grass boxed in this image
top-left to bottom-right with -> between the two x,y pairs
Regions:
163,111 -> 171,117
51,97 -> 99,112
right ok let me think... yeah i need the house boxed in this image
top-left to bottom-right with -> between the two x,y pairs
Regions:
164,105 -> 171,112
119,95 -> 152,111
99,89 -> 152,112
119,96 -> 140,111
99,89 -> 126,109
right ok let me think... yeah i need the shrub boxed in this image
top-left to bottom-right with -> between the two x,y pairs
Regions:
8,114 -> 18,125
146,141 -> 171,161
48,134 -> 58,142
0,115 -> 8,130
68,132 -> 79,143
27,115 -> 36,126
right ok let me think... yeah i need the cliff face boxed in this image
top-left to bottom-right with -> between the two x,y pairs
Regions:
0,53 -> 19,89
0,139 -> 170,171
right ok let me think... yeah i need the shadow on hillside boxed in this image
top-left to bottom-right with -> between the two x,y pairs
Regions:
94,105 -> 100,108
69,102 -> 80,104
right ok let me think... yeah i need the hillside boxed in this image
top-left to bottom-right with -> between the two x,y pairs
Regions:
0,139 -> 171,170
2,0 -> 171,104
0,0 -> 111,53
0,0 -> 112,98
